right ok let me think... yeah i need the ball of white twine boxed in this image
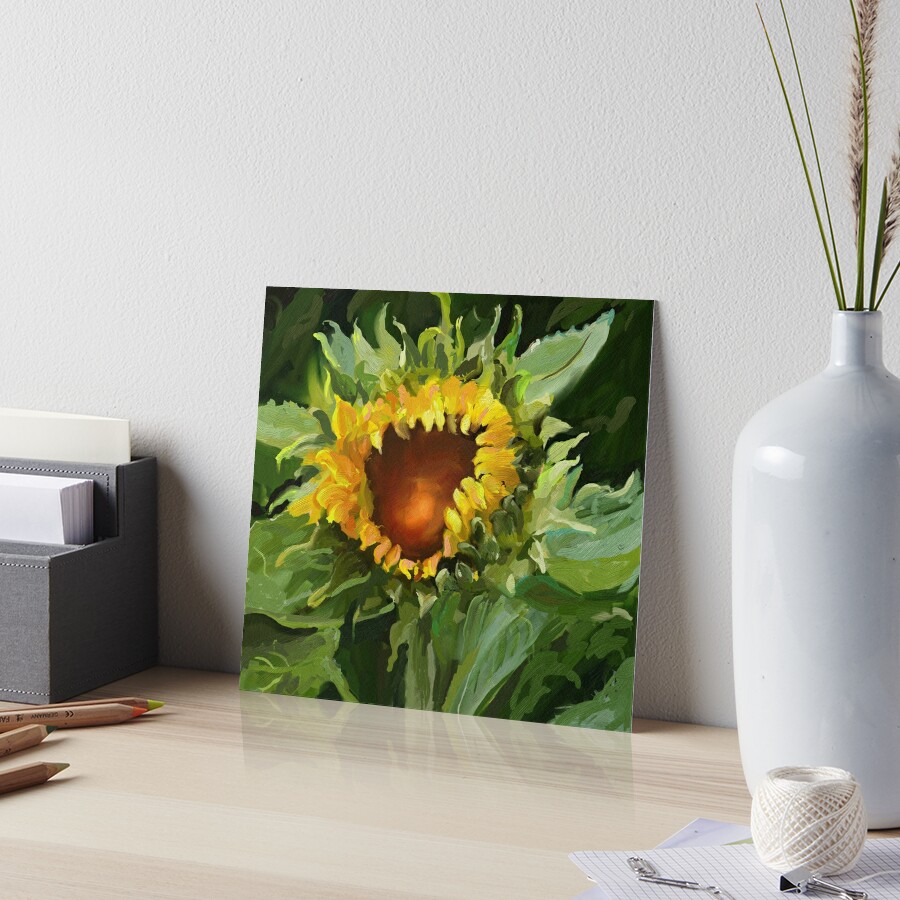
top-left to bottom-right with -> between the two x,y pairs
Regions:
751,766 -> 867,876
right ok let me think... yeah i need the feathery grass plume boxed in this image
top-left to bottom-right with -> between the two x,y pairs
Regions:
850,0 -> 879,229
883,135 -> 900,255
762,1 -> 900,309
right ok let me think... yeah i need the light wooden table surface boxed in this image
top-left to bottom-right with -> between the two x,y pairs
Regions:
0,667 -> 752,899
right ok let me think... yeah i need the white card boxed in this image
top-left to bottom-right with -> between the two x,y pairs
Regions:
0,473 -> 94,545
0,407 -> 130,465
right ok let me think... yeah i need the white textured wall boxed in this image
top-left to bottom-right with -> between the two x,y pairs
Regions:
2,1 -> 898,726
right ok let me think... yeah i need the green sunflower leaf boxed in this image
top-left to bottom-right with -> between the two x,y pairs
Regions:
513,574 -> 632,618
532,459 -> 582,512
257,400 -> 323,452
542,473 -> 644,593
393,320 -> 421,368
316,321 -> 355,374
253,402 -> 328,506
464,307 -> 502,366
442,595 -> 548,716
538,416 -> 572,445
550,657 -> 635,731
546,433 -> 588,465
546,297 -> 614,332
495,304 -> 523,363
252,442 -> 285,508
426,589 -> 464,710
517,311 -> 614,406
245,514 -> 390,629
314,323 -> 358,400
417,325 -> 454,375
508,617 -> 632,721
387,596 -> 419,672
403,614 -> 436,710
239,616 -> 356,700
352,321 -> 389,378
372,305 -> 403,365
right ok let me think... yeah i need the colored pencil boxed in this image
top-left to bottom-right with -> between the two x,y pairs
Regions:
8,697 -> 164,712
0,703 -> 147,732
0,761 -> 68,795
0,724 -> 56,758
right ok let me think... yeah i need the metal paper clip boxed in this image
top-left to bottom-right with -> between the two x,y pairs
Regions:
626,857 -> 735,898
779,866 -> 868,899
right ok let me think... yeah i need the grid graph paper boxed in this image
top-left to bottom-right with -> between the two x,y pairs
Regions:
570,839 -> 900,899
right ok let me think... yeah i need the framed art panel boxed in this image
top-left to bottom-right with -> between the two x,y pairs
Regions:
242,289 -> 653,731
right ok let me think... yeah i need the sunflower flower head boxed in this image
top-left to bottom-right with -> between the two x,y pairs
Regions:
289,375 -> 520,580
273,294 -> 617,592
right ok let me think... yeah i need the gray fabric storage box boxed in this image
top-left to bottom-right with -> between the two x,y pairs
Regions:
0,457 -> 157,703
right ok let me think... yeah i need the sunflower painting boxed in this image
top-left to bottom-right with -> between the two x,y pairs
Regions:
241,288 -> 654,731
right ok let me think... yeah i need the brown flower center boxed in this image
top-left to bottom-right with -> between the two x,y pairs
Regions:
365,425 -> 477,558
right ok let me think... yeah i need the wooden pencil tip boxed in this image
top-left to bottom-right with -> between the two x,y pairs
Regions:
132,707 -> 148,718
147,700 -> 165,711
47,763 -> 69,776
45,726 -> 58,733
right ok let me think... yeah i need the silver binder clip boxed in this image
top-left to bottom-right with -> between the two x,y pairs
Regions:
626,856 -> 735,898
779,866 -> 868,899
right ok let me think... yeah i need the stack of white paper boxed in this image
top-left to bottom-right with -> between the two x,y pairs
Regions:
0,473 -> 94,545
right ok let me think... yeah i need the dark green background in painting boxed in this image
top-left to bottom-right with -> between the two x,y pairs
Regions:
258,288 -> 653,490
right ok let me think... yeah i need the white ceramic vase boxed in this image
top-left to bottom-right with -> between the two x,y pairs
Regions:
733,310 -> 900,829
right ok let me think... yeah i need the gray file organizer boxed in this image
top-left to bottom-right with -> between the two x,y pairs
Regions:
0,457 -> 158,703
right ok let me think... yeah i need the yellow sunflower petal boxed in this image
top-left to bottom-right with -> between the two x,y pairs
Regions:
432,397 -> 446,430
440,376 -> 462,414
444,506 -> 464,535
474,446 -> 519,485
422,552 -> 442,579
443,530 -> 460,557
358,521 -> 382,549
372,539 -> 392,564
479,401 -> 511,428
287,493 -> 321,522
458,380 -> 479,409
478,471 -> 504,498
452,487 -> 471,518
497,466 -> 519,487
332,398 -> 358,441
461,476 -> 487,510
313,449 -> 355,486
477,422 -> 516,448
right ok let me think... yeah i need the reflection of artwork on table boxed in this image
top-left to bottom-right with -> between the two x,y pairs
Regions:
241,288 -> 654,731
